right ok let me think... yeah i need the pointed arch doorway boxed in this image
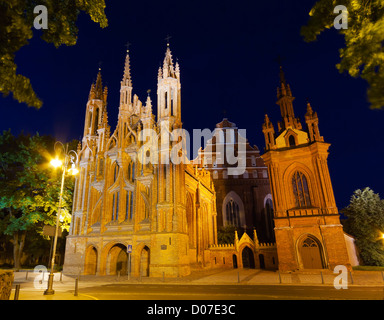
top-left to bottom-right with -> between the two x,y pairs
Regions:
299,236 -> 324,269
140,246 -> 150,277
107,244 -> 128,275
84,246 -> 98,275
241,246 -> 255,269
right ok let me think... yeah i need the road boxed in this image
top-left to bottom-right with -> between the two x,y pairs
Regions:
76,283 -> 384,300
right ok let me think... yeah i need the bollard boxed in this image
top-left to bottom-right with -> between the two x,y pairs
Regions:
117,271 -> 120,280
381,271 -> 384,282
349,271 -> 354,285
60,271 -> 63,282
320,271 -> 324,284
25,271 -> 29,280
237,271 -> 240,283
74,278 -> 79,296
278,270 -> 282,284
14,284 -> 20,300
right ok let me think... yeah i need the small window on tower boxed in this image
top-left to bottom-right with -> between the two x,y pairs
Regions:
289,135 -> 296,147
171,88 -> 174,116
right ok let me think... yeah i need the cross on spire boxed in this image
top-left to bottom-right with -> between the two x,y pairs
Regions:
125,41 -> 132,53
165,34 -> 172,46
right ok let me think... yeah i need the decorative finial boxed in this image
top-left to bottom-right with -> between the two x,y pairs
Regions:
147,89 -> 151,96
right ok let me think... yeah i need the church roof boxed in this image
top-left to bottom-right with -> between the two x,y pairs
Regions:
215,118 -> 237,129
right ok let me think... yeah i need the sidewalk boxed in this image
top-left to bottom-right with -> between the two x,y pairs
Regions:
8,268 -> 384,300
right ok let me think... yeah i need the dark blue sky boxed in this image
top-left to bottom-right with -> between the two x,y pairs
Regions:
1,0 -> 383,209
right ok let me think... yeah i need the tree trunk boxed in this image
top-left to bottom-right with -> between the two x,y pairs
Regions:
13,231 -> 26,270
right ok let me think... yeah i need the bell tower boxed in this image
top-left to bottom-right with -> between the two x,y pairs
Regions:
261,67 -> 351,272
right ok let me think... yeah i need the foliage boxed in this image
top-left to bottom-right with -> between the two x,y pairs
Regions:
301,0 -> 384,109
342,187 -> 384,266
0,130 -> 75,267
217,224 -> 238,244
0,0 -> 108,108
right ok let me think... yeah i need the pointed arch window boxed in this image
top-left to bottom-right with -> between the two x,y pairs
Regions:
112,192 -> 120,221
292,171 -> 311,207
113,163 -> 119,183
125,190 -> 134,221
170,88 -> 174,116
93,108 -> 100,135
226,199 -> 240,227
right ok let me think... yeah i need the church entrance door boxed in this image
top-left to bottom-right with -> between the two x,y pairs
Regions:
241,246 -> 255,269
107,244 -> 128,275
140,246 -> 150,277
84,246 -> 97,275
300,236 -> 324,269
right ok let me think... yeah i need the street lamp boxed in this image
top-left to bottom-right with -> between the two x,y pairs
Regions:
44,141 -> 79,295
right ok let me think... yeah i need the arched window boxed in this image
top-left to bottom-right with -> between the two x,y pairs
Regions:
94,108 -> 99,135
292,171 -> 311,207
264,197 -> 275,242
222,191 -> 245,227
113,163 -> 119,183
131,162 -> 135,181
127,162 -> 131,181
226,199 -> 240,227
125,191 -> 133,221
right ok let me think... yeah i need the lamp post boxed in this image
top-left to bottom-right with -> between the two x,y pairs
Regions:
44,141 -> 78,295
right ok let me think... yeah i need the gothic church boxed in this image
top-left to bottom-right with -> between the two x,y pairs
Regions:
63,45 -> 352,277
63,45 -> 218,277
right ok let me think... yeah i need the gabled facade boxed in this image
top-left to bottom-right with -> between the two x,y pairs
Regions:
261,67 -> 351,271
196,118 -> 274,243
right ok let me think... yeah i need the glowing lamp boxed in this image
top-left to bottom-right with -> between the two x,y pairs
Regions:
50,158 -> 63,168
68,163 -> 79,176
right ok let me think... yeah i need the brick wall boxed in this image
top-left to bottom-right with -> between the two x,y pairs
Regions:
0,270 -> 14,300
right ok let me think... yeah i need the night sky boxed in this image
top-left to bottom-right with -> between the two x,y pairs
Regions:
1,0 -> 383,209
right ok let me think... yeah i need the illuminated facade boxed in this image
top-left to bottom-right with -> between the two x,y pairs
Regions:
261,67 -> 351,271
63,45 -> 218,277
63,46 -> 353,276
196,119 -> 274,243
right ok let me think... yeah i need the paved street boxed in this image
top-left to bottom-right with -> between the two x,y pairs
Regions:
8,268 -> 384,300
75,283 -> 384,300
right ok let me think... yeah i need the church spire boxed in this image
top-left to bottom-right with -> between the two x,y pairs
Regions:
94,68 -> 103,100
162,44 -> 177,79
157,42 -> 181,129
262,113 -> 275,150
276,66 -> 301,132
122,49 -> 132,87
305,101 -> 324,142
83,68 -> 107,138
120,47 -> 133,111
